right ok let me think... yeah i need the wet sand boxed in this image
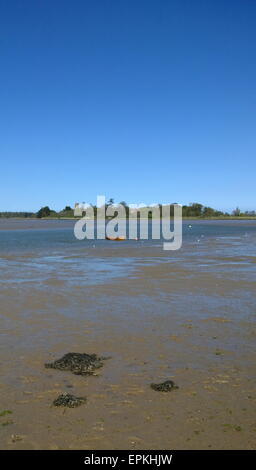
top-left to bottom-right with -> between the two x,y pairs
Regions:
0,218 -> 76,231
0,219 -> 256,449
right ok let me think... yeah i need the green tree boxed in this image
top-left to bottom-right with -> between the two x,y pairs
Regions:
36,206 -> 51,218
202,206 -> 216,217
190,203 -> 203,216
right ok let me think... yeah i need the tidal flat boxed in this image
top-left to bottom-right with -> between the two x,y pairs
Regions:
0,219 -> 255,449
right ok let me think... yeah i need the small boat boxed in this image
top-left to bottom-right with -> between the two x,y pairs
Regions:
106,236 -> 126,241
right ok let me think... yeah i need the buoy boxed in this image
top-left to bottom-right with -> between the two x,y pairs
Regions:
106,236 -> 126,241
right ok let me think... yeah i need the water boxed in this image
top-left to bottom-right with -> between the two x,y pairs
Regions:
0,219 -> 255,346
0,219 -> 255,285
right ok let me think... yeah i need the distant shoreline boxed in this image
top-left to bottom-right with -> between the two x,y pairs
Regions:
1,216 -> 256,221
1,216 -> 256,233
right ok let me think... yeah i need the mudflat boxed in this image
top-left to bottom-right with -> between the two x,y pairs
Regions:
0,219 -> 255,449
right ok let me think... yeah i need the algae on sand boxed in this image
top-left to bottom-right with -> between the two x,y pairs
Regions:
150,380 -> 179,392
45,352 -> 106,376
53,393 -> 87,408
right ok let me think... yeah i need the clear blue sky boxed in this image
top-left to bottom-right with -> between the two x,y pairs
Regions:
0,0 -> 255,212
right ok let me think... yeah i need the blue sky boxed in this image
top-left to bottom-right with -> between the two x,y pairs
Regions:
0,0 -> 255,212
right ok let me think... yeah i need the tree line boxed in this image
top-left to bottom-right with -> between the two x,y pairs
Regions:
0,202 -> 255,218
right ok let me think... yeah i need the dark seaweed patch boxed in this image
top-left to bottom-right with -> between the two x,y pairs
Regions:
45,352 -> 106,376
150,380 -> 179,392
53,393 -> 86,408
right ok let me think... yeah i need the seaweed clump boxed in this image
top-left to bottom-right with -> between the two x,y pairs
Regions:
53,393 -> 86,408
150,380 -> 179,392
45,352 -> 105,376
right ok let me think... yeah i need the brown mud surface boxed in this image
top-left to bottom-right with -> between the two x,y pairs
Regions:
0,219 -> 255,449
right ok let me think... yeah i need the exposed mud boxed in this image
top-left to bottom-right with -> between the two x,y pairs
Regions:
1,220 -> 256,449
